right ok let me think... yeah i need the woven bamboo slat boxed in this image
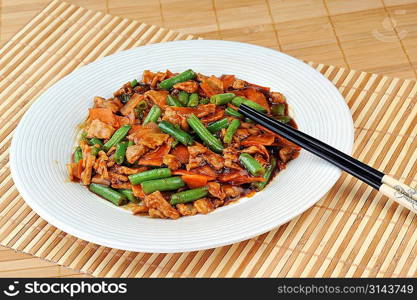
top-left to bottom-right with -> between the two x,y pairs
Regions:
0,0 -> 415,277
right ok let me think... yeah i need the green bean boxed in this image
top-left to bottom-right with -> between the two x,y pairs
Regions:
89,183 -> 127,206
141,177 -> 185,194
254,158 -> 276,191
178,91 -> 189,106
223,119 -> 240,144
225,107 -> 243,118
143,105 -> 161,124
159,69 -> 196,90
88,138 -> 103,147
199,98 -> 210,104
114,141 -> 129,164
128,168 -> 172,185
187,93 -> 199,107
119,94 -> 130,104
239,153 -> 265,176
271,103 -> 285,116
74,146 -> 83,163
187,114 -> 224,153
275,116 -> 292,123
118,189 -> 138,203
103,125 -> 131,151
131,79 -> 138,88
207,118 -> 229,133
231,96 -> 267,113
244,117 -> 254,123
170,187 -> 208,205
158,121 -> 194,146
167,94 -> 183,107
210,93 -> 235,105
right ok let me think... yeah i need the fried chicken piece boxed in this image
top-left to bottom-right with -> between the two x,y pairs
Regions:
93,96 -> 123,113
163,154 -> 181,170
109,172 -> 129,182
188,143 -> 207,156
125,144 -> 147,164
279,147 -> 300,163
176,203 -> 198,216
208,182 -> 226,200
241,145 -> 270,160
111,182 -> 132,189
94,150 -> 109,179
223,147 -> 241,170
86,119 -> 115,139
148,208 -> 167,219
203,150 -> 224,170
234,128 -> 250,140
114,166 -> 148,175
200,75 -> 224,97
144,90 -> 169,108
120,93 -> 144,116
192,165 -> 217,178
91,174 -> 111,186
173,81 -> 198,93
232,79 -> 246,89
144,191 -> 180,220
194,198 -> 214,214
132,205 -> 149,215
223,185 -> 243,198
81,153 -> 95,185
138,133 -> 169,149
270,92 -> 286,104
186,155 -> 205,171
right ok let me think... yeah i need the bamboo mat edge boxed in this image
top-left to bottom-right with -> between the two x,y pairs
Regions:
0,0 -> 416,278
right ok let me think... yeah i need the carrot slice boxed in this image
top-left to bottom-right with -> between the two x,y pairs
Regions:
243,87 -> 270,113
138,143 -> 170,166
218,170 -> 248,182
241,134 -> 275,146
229,176 -> 266,185
182,174 -> 209,188
221,75 -> 235,90
170,145 -> 189,164
172,170 -> 215,181
132,184 -> 146,199
256,125 -> 301,149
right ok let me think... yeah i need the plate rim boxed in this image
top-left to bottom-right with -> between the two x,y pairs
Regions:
10,40 -> 354,253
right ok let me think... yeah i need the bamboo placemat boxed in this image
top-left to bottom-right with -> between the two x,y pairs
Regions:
0,0 -> 416,278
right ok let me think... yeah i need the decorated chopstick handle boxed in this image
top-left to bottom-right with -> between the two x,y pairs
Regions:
379,182 -> 417,214
382,175 -> 417,201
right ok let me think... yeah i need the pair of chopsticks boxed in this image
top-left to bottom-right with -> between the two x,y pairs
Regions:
238,104 -> 417,214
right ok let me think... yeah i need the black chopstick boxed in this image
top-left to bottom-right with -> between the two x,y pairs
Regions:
238,104 -> 382,189
237,104 -> 417,207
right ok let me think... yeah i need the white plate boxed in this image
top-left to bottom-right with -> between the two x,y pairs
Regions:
10,40 -> 353,253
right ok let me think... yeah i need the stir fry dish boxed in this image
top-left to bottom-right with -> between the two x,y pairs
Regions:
67,69 -> 300,219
